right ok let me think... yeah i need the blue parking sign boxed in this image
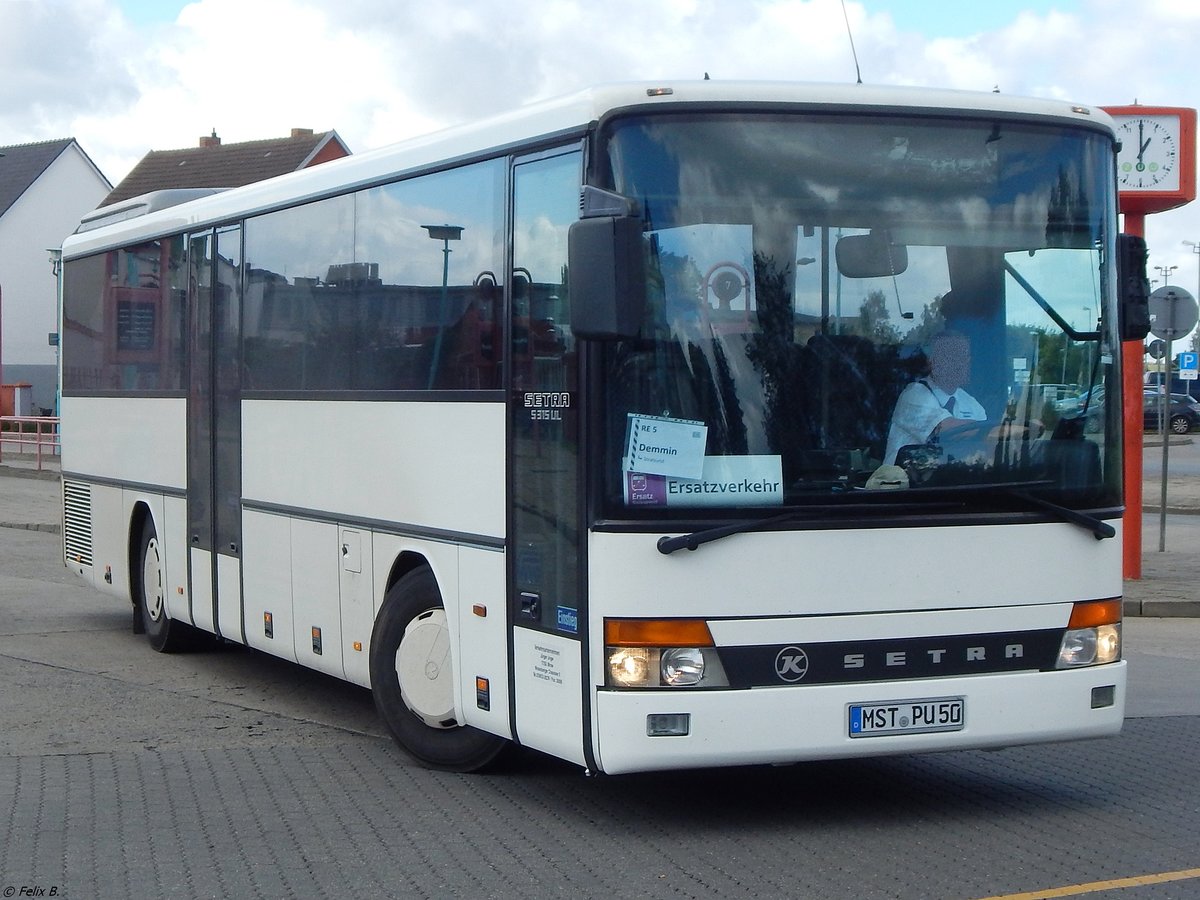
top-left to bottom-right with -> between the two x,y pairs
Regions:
1180,351 -> 1199,380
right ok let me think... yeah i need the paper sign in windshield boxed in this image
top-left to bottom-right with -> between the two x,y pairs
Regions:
624,414 -> 707,480
624,455 -> 784,508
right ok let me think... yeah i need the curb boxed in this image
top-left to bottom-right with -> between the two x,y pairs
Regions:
1123,598 -> 1200,618
1143,506 -> 1200,515
0,465 -> 59,481
0,522 -> 60,534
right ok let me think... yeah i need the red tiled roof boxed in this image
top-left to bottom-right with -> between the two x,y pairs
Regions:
100,129 -> 350,207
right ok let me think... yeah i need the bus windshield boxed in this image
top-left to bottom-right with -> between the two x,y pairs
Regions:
596,111 -> 1119,518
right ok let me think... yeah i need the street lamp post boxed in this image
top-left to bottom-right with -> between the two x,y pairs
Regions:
422,224 -> 463,390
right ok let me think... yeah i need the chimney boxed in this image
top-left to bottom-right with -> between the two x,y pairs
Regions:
199,129 -> 221,149
290,128 -> 314,139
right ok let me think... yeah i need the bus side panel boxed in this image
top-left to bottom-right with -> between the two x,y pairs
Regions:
456,546 -> 510,737
60,397 -> 187,489
189,548 -> 216,633
60,396 -> 188,604
216,555 -> 244,643
242,509 -> 297,663
241,399 -> 506,540
291,518 -> 344,680
512,628 -> 586,766
84,483 -> 125,598
338,526 -> 374,689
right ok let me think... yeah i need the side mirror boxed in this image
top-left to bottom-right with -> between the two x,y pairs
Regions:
568,215 -> 646,340
836,232 -> 908,278
1117,233 -> 1151,341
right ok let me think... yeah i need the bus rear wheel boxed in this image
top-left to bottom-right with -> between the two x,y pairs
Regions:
369,567 -> 507,772
135,518 -> 197,653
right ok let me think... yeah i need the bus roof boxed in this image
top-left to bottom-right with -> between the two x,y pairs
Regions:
61,80 -> 1114,259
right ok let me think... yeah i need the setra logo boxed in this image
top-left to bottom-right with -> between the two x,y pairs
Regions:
774,646 -> 810,682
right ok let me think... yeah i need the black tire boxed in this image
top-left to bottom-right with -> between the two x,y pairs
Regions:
134,517 -> 198,653
1170,414 -> 1192,435
369,567 -> 507,772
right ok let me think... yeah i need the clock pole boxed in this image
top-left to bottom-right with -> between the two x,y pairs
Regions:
1123,211 -> 1148,579
1103,105 -> 1197,579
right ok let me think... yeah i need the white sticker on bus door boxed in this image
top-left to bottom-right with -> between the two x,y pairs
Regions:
624,455 -> 784,508
624,414 -> 707,480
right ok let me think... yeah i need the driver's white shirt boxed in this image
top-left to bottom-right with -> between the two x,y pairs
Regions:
884,378 -> 987,465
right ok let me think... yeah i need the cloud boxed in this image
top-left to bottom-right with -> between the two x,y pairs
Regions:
0,0 -> 140,128
2,0 -> 1198,281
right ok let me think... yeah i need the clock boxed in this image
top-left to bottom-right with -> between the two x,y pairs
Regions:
1102,105 -> 1196,215
1115,115 -> 1179,190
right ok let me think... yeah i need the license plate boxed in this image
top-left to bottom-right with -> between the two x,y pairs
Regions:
848,697 -> 965,738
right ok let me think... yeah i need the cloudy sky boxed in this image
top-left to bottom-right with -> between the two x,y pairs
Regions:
4,0 -> 1200,361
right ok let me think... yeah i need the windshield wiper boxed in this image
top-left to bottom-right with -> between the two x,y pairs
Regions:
892,480 -> 1115,540
657,512 -> 809,555
1003,489 -> 1115,540
655,498 -> 963,554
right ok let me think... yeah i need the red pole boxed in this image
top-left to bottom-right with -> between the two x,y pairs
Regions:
1123,212 -> 1146,580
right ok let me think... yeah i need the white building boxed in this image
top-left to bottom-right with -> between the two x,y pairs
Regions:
0,139 -> 111,410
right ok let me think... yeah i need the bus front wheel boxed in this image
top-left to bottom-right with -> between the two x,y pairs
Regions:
369,567 -> 507,772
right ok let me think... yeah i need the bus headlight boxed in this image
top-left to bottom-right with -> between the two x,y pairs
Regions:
609,647 -> 654,687
662,647 -> 705,685
604,619 -> 729,688
1056,600 -> 1122,668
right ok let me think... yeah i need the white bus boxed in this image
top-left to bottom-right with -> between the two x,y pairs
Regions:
59,81 -> 1150,774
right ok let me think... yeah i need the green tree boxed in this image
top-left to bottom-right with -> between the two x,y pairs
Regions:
854,290 -> 901,344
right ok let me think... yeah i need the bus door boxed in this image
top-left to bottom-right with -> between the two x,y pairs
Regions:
508,149 -> 588,766
187,225 -> 244,641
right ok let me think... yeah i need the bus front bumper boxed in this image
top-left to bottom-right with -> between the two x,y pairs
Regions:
592,662 -> 1125,775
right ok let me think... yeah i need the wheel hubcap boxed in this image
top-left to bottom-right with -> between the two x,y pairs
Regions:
142,537 -> 164,623
395,608 -> 456,728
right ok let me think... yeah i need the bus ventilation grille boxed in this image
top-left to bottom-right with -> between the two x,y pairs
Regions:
62,480 -> 94,567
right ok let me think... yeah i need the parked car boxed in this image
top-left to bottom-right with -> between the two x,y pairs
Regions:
1143,391 -> 1200,435
1143,371 -> 1200,402
1052,387 -> 1199,435
1053,386 -> 1104,415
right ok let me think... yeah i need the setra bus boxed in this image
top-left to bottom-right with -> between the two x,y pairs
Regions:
58,81 -> 1150,773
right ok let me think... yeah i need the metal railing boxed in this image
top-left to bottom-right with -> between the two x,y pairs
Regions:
0,416 -> 61,471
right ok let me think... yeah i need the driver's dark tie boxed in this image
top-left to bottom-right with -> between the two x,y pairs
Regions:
944,396 -> 956,414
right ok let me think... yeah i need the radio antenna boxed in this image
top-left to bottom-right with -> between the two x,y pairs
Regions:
841,0 -> 863,84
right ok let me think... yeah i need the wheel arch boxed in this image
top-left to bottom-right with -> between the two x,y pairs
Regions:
127,501 -> 155,631
383,549 -> 436,599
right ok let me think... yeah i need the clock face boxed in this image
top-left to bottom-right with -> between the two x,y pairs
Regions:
1116,116 -> 1181,191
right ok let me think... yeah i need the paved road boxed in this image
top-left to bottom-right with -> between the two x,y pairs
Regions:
2,512 -> 1200,898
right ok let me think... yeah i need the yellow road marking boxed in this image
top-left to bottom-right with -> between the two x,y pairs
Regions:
976,867 -> 1200,899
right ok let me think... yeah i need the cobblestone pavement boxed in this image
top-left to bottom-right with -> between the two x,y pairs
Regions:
1,715 -> 1198,899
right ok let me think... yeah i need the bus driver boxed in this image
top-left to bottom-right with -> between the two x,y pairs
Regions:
884,330 -> 988,466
